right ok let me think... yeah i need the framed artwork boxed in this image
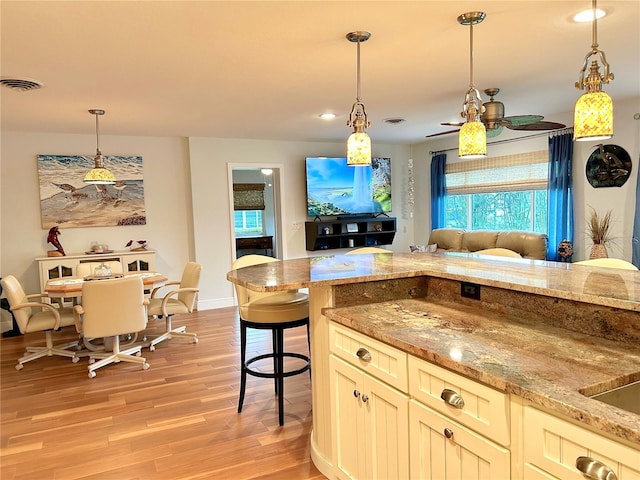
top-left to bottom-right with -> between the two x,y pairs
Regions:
37,154 -> 146,229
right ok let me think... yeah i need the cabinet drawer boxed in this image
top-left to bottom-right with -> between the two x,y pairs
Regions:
523,406 -> 640,480
329,323 -> 408,392
408,355 -> 509,446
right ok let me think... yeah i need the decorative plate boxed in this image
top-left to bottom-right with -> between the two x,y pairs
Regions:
585,144 -> 632,188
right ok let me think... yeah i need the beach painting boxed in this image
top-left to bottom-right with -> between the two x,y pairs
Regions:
37,154 -> 146,229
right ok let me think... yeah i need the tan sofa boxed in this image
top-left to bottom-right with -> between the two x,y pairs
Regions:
427,228 -> 548,260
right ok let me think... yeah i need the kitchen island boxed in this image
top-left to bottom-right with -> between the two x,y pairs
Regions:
227,252 -> 640,479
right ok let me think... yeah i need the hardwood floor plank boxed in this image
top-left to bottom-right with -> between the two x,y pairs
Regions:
1,307 -> 323,479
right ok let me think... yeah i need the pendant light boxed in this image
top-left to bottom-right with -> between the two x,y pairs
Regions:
346,31 -> 372,166
84,109 -> 116,184
457,12 -> 487,159
573,0 -> 614,141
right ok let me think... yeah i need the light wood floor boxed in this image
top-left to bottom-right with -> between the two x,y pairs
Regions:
1,307 -> 325,480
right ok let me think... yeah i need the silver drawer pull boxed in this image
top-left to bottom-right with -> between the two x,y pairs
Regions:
441,388 -> 465,408
362,394 -> 369,403
353,389 -> 360,398
356,347 -> 371,362
443,428 -> 454,439
576,456 -> 617,480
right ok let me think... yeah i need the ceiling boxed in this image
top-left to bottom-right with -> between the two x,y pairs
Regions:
1,1 -> 638,145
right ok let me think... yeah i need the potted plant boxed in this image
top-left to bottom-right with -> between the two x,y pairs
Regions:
586,207 -> 612,259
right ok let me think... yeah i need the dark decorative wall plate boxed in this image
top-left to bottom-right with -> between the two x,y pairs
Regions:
585,144 -> 632,188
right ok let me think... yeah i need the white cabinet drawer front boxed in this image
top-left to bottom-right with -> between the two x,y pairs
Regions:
408,355 -> 509,446
409,400 -> 510,480
330,323 -> 408,392
524,406 -> 640,480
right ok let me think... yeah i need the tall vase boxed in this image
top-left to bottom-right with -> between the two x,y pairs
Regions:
589,243 -> 608,259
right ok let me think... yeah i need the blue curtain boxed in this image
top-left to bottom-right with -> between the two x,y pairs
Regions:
633,166 -> 640,267
430,153 -> 447,230
547,132 -> 574,261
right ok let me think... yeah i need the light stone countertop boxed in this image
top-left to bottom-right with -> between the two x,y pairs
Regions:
227,252 -> 640,311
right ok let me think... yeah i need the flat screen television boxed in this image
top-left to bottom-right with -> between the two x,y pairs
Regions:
305,157 -> 391,217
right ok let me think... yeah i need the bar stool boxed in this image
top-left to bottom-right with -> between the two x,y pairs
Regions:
229,254 -> 311,426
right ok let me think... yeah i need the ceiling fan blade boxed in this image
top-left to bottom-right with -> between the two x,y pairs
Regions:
487,126 -> 503,138
507,121 -> 567,131
441,121 -> 464,127
500,115 -> 544,127
426,129 -> 460,138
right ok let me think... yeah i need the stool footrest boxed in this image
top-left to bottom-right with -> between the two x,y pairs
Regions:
245,352 -> 310,379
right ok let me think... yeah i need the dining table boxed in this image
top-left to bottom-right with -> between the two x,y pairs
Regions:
45,271 -> 168,299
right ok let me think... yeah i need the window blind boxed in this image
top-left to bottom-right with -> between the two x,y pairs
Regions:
445,150 -> 548,195
233,183 -> 265,210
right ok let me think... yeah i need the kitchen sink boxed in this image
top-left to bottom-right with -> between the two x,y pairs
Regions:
588,380 -> 640,415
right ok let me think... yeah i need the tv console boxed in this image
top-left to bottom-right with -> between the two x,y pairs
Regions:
305,217 -> 396,251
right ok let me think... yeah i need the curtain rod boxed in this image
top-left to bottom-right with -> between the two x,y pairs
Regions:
429,127 -> 573,155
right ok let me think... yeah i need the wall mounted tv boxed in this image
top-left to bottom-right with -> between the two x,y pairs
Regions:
305,157 -> 391,217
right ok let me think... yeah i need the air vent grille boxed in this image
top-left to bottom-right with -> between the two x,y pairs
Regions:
0,77 -> 44,91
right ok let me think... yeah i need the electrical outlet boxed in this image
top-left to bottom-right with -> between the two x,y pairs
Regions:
461,281 -> 481,300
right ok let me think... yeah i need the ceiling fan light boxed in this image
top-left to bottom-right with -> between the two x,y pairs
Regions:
574,90 -> 613,141
347,131 -> 372,166
459,121 -> 487,158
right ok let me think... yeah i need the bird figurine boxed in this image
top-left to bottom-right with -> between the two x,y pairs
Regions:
125,239 -> 148,251
47,226 -> 65,256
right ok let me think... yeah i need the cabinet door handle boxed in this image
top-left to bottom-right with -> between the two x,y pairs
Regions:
353,389 -> 360,398
441,388 -> 465,408
361,394 -> 369,403
356,347 -> 372,362
576,456 -> 618,480
443,428 -> 454,439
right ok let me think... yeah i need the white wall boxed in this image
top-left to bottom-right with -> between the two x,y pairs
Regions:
188,137 -> 411,309
1,132 -> 194,294
412,99 -> 640,261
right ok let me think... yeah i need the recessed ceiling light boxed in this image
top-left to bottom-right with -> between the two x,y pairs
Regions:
384,117 -> 406,124
573,8 -> 606,22
318,113 -> 337,120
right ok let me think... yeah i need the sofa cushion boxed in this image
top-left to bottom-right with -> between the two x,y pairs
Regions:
428,228 -> 464,251
496,231 -> 548,260
462,230 -> 499,252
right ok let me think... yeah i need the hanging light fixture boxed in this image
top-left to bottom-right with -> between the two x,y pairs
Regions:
457,12 -> 487,159
346,31 -> 372,166
84,109 -> 116,184
573,0 -> 614,141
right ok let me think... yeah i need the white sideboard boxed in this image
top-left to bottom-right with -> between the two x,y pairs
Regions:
35,250 -> 156,292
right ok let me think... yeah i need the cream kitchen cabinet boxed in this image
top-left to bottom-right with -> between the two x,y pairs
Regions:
408,355 -> 511,479
523,406 -> 640,480
329,323 -> 409,480
409,399 -> 510,479
330,356 -> 410,480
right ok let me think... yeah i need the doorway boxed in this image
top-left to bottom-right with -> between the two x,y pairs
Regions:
227,163 -> 286,261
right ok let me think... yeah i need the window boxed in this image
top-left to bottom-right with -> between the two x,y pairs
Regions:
234,210 -> 263,236
443,151 -> 548,233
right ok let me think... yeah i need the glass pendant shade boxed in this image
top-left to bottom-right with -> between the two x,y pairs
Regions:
458,121 -> 487,158
574,90 -> 613,141
347,131 -> 372,166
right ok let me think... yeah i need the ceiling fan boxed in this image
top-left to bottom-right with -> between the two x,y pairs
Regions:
427,87 -> 566,138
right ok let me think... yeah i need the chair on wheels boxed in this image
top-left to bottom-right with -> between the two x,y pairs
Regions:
145,262 -> 201,350
229,254 -> 311,426
73,276 -> 149,378
1,275 -> 79,370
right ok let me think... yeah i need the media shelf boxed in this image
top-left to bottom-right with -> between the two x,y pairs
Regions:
305,217 -> 396,251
